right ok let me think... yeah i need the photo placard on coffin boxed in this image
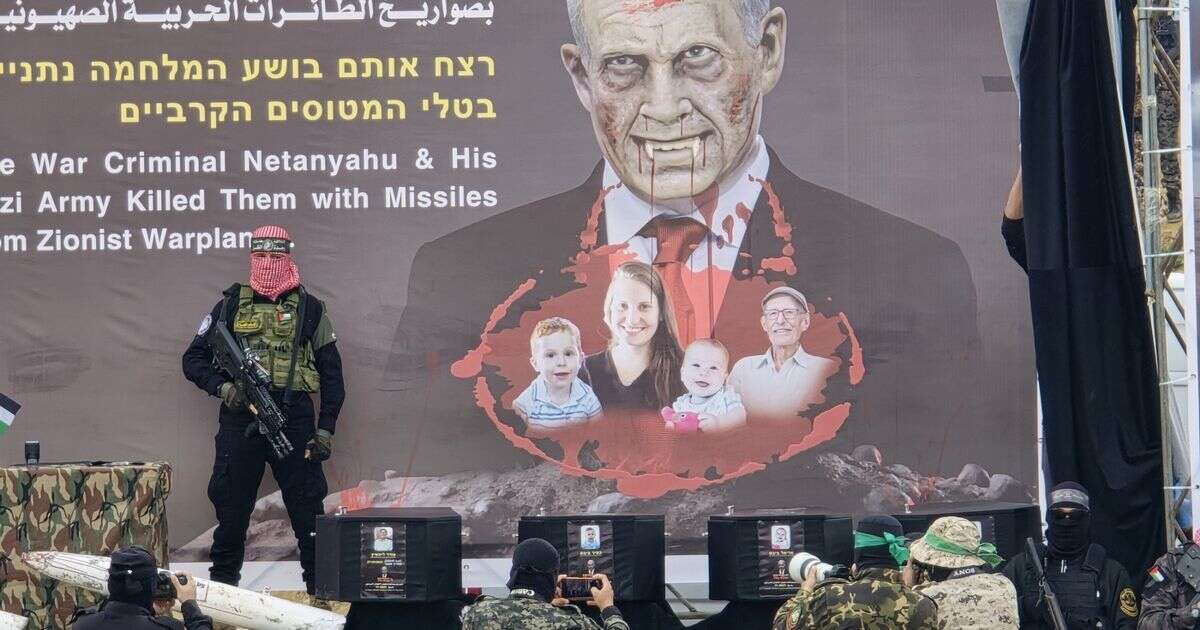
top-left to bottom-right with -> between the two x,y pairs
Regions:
518,514 -> 664,602
707,510 -> 852,602
315,507 -> 462,603
892,501 -> 1040,561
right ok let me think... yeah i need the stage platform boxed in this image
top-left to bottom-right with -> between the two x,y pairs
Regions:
171,559 -> 729,626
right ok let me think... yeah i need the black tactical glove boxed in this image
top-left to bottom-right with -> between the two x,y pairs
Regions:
306,429 -> 333,462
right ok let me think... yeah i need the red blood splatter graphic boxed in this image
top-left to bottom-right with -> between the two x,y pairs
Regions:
735,202 -> 752,224
580,183 -> 621,251
450,278 -> 538,378
727,74 -> 753,125
649,157 -> 656,209
760,257 -> 797,275
694,184 -> 719,226
598,101 -> 623,155
337,486 -> 372,512
778,403 -> 852,461
450,181 -> 867,497
839,312 -> 865,384
749,175 -> 793,244
623,0 -> 683,14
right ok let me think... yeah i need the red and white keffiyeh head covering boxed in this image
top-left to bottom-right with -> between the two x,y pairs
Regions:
249,225 -> 300,301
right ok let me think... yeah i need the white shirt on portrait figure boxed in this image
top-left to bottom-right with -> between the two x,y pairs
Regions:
602,137 -> 770,339
671,386 -> 744,417
603,135 -> 768,273
728,347 -> 838,424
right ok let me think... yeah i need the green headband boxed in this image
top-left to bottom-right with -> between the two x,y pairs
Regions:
853,531 -> 910,566
920,532 -> 1003,568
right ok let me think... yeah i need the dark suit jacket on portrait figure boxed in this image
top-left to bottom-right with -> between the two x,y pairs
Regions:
378,149 -> 981,512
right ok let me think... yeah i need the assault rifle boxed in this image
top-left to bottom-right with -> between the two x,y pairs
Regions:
1026,537 -> 1069,630
209,323 -> 294,460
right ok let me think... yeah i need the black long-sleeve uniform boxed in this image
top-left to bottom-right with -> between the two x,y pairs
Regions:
182,284 -> 344,433
1005,542 -> 1138,629
181,283 -> 344,593
73,600 -> 213,630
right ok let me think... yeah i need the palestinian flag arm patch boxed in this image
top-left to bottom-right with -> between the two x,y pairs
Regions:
1149,566 -> 1165,583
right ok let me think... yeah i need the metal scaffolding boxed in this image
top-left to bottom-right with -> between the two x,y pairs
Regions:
1132,0 -> 1199,546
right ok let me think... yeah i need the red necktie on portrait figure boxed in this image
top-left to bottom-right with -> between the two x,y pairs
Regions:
637,215 -> 708,346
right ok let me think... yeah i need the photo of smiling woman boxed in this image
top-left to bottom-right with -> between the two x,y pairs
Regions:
582,261 -> 685,412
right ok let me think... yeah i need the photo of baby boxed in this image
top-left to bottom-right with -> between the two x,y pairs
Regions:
662,339 -> 746,433
373,526 -> 393,552
581,525 -> 601,551
513,317 -> 602,428
771,525 -> 791,550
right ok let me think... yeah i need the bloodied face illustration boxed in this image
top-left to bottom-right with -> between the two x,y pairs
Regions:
449,1 -> 862,498
562,0 -> 786,202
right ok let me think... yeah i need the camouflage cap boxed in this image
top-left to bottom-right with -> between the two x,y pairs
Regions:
909,516 -> 989,569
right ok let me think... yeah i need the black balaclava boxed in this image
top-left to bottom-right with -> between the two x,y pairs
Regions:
1046,481 -> 1091,559
507,538 -> 560,602
108,546 -> 158,612
854,514 -> 907,570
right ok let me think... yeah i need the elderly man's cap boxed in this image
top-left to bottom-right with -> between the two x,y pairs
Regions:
761,286 -> 809,311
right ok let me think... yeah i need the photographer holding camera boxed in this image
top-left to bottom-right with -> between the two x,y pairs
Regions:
773,515 -> 938,630
460,538 -> 629,630
72,546 -> 213,630
906,516 -> 1018,629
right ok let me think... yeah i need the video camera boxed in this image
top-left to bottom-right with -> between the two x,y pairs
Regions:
788,552 -> 849,583
152,571 -> 190,601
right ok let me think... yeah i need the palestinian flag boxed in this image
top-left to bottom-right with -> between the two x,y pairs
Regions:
0,393 -> 19,435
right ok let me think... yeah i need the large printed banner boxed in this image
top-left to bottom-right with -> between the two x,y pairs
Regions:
0,0 -> 1038,556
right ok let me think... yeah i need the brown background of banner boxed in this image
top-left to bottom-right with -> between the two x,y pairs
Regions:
0,1 -> 1035,549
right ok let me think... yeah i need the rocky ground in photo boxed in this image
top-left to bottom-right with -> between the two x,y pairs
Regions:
174,446 -> 1032,560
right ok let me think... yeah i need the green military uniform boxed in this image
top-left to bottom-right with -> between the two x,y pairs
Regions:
773,567 -> 939,630
908,516 -> 1020,630
914,570 -> 1019,629
184,222 -> 347,597
460,589 -> 630,630
230,285 -> 330,392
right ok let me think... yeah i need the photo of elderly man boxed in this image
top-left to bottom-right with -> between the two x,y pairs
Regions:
729,287 -> 837,425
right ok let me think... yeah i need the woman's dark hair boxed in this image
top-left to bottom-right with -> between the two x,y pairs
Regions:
603,261 -> 684,408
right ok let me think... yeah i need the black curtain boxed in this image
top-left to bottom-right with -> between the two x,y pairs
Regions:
1016,0 -> 1164,578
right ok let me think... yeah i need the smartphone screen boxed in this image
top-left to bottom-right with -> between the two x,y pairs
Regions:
559,577 -> 597,601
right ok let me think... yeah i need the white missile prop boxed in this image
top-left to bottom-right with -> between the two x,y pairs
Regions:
21,551 -> 344,630
0,609 -> 28,630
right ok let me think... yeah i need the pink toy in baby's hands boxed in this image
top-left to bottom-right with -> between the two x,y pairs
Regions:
661,407 -> 701,433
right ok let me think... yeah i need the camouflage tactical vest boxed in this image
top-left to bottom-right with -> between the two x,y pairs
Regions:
231,285 -> 319,392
